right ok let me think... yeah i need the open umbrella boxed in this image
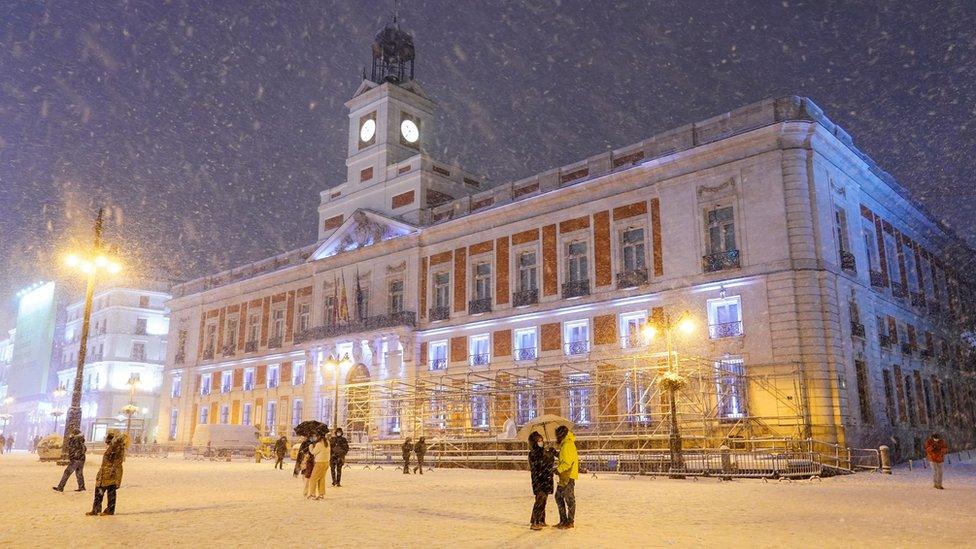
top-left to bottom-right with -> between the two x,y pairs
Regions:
293,420 -> 329,438
515,414 -> 574,443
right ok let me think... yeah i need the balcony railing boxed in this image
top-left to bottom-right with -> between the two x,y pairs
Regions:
839,250 -> 857,273
910,292 -> 926,308
850,321 -> 866,339
869,270 -> 885,288
890,281 -> 907,299
616,268 -> 648,288
294,311 -> 419,344
245,340 -> 258,353
220,384 -> 231,394
202,348 -> 215,360
429,358 -> 447,370
709,321 -> 743,339
621,334 -> 644,349
243,380 -> 254,391
268,377 -> 279,389
267,335 -> 283,349
470,353 -> 490,366
222,344 -> 235,357
879,334 -> 892,348
512,289 -> 539,307
515,348 -> 537,361
469,297 -> 492,314
703,249 -> 740,273
562,279 -> 590,299
565,340 -> 589,356
429,306 -> 451,321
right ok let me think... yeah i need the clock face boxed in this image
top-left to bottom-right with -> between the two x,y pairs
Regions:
400,119 -> 419,143
360,119 -> 376,143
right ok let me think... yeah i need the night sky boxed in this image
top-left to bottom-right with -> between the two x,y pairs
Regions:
1,0 -> 975,328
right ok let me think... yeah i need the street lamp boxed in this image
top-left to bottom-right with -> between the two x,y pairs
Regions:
51,386 -> 67,434
60,209 -> 122,459
0,396 -> 13,434
323,354 -> 352,431
643,311 -> 696,477
122,374 -> 140,441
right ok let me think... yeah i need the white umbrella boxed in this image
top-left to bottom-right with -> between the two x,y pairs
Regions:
515,414 -> 574,443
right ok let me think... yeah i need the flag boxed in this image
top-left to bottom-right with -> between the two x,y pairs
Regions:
355,268 -> 365,322
338,272 -> 350,323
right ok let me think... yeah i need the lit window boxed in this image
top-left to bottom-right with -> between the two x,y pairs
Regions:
268,364 -> 280,388
243,368 -> 255,391
624,371 -> 651,424
715,357 -> 747,419
168,409 -> 178,440
470,334 -> 490,366
200,374 -> 211,395
219,404 -> 230,424
563,320 -> 589,356
292,399 -> 303,427
292,361 -> 306,385
705,206 -> 736,255
707,296 -> 742,339
471,384 -> 489,430
514,328 -> 537,361
266,401 -> 277,435
567,374 -> 592,424
242,403 -> 253,425
220,371 -> 232,393
198,406 -> 209,425
516,381 -> 538,425
429,340 -> 448,370
170,376 -> 182,398
620,311 -> 648,349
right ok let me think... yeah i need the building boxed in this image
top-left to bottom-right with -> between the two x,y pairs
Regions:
56,281 -> 171,442
159,19 -> 976,456
0,328 -> 15,433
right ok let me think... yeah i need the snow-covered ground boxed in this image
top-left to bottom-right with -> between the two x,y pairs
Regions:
1,451 -> 975,548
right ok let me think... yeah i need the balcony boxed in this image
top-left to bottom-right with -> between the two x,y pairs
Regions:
267,335 -> 282,349
294,311 -> 419,344
879,334 -> 892,348
562,279 -> 590,299
202,348 -> 215,360
470,353 -> 490,367
709,321 -> 743,339
839,250 -> 857,273
900,342 -> 914,356
221,344 -> 235,357
869,270 -> 885,288
890,281 -> 907,299
429,358 -> 447,370
220,384 -> 231,394
243,380 -> 254,391
703,249 -> 740,273
910,291 -> 926,308
468,297 -> 492,315
850,321 -> 866,339
616,268 -> 648,288
621,334 -> 644,349
512,289 -> 539,308
515,348 -> 537,361
244,340 -> 258,353
429,306 -> 451,321
565,340 -> 589,356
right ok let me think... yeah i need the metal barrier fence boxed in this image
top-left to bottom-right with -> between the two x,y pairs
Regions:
578,448 -> 822,478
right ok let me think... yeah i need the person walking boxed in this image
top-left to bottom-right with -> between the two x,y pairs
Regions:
87,432 -> 126,516
925,433 -> 949,490
413,437 -> 428,474
527,431 -> 554,530
54,429 -> 87,492
401,438 -> 412,474
305,432 -> 330,500
0,434 -> 5,454
273,435 -> 288,470
330,428 -> 349,487
553,425 -> 578,529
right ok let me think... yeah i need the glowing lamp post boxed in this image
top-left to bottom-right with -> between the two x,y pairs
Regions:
323,354 -> 352,431
51,386 -> 67,434
122,374 -> 140,440
61,209 -> 122,457
643,312 -> 695,477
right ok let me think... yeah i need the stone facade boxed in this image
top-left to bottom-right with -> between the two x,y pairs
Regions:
157,38 -> 976,453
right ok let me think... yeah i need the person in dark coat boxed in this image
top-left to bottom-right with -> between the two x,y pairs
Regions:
401,438 -> 412,474
87,432 -> 126,516
54,429 -> 87,492
0,434 -> 5,454
273,435 -> 288,470
527,431 -> 555,529
293,437 -> 312,478
330,428 -> 349,487
413,437 -> 428,474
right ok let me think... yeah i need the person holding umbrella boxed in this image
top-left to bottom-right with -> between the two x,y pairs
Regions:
527,431 -> 554,530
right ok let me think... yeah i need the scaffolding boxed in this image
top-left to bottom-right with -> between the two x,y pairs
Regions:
334,352 -> 821,454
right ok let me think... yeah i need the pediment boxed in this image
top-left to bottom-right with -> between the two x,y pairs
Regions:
310,209 -> 418,261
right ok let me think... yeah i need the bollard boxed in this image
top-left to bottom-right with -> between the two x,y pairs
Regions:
879,445 -> 892,474
907,459 -> 913,471
720,445 -> 732,481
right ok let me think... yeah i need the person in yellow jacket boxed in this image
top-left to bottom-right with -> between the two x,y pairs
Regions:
553,425 -> 578,529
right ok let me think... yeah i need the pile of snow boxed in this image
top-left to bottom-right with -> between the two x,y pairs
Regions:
0,451 -> 974,547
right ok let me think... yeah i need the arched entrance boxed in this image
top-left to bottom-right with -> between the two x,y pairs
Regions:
345,364 -> 371,438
